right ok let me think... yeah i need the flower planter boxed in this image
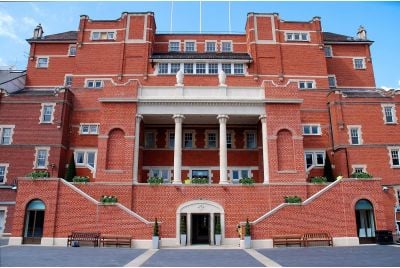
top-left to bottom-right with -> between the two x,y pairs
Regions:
215,234 -> 221,246
244,236 -> 251,249
152,236 -> 159,249
180,234 -> 187,246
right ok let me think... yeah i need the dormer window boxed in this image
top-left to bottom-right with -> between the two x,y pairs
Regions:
185,41 -> 196,52
221,41 -> 232,52
169,41 -> 180,52
91,31 -> 116,40
286,32 -> 309,41
205,41 -> 216,52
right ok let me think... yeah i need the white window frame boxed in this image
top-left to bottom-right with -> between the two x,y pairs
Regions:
382,104 -> 397,124
285,31 -> 310,42
169,40 -> 181,52
68,45 -> 77,56
79,124 -> 99,135
324,45 -> 333,57
226,130 -> 235,149
36,57 -> 49,68
74,149 -> 97,172
183,130 -> 195,149
221,40 -> 233,52
328,75 -> 337,88
205,40 -> 217,52
189,169 -> 212,183
244,130 -> 257,149
184,40 -> 196,52
228,168 -> 253,184
39,103 -> 56,124
167,130 -> 175,149
298,80 -> 316,89
0,207 -> 7,234
302,124 -> 321,136
64,74 -> 73,87
91,30 -> 116,40
304,150 -> 325,171
347,125 -> 363,145
352,164 -> 367,174
0,125 -> 15,145
0,163 -> 9,184
144,131 -> 156,149
148,168 -> 171,183
388,147 -> 400,168
33,147 -> 50,169
205,130 -> 218,149
85,79 -> 104,89
158,63 -> 169,74
353,58 -> 366,70
196,63 -> 207,74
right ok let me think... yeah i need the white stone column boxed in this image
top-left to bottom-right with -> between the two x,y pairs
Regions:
210,213 -> 215,245
187,213 -> 192,245
133,114 -> 143,184
217,115 -> 229,184
259,115 -> 270,184
173,114 -> 185,184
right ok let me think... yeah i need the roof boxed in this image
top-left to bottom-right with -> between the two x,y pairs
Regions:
27,31 -> 78,42
323,32 -> 373,43
0,70 -> 26,85
0,70 -> 26,93
151,52 -> 252,61
341,89 -> 391,98
7,89 -> 59,96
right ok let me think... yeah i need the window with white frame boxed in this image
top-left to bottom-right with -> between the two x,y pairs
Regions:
64,75 -> 73,87
184,131 -> 193,148
230,168 -> 251,183
222,63 -> 231,74
145,132 -> 156,148
91,31 -> 116,40
171,63 -> 180,74
196,63 -> 206,74
245,131 -> 257,149
234,64 -> 244,74
324,46 -> 332,57
382,104 -> 397,124
40,103 -> 55,124
298,81 -> 315,89
0,126 -> 14,145
168,131 -> 175,149
0,164 -> 9,184
185,41 -> 196,52
36,57 -> 48,68
158,63 -> 169,74
286,32 -> 309,41
221,41 -> 232,52
85,80 -> 103,88
226,132 -> 233,149
80,124 -> 99,135
328,75 -> 337,88
75,150 -> 97,170
184,63 -> 194,74
302,124 -> 321,135
352,165 -> 367,174
348,126 -> 362,145
206,41 -> 216,52
304,151 -> 325,170
68,45 -> 77,56
34,147 -> 49,169
169,41 -> 180,52
208,63 -> 218,74
353,58 -> 366,70
389,147 -> 400,167
206,131 -> 217,148
149,168 -> 170,183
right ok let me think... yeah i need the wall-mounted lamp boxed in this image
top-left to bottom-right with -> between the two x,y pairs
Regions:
11,178 -> 18,190
383,186 -> 389,192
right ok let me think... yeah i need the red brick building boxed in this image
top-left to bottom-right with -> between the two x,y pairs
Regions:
1,12 -> 399,248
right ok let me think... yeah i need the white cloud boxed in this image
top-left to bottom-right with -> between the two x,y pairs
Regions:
381,85 -> 400,91
0,57 -> 13,70
0,10 -> 24,44
22,17 -> 37,28
398,80 -> 400,86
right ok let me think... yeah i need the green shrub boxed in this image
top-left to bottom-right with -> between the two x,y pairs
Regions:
284,195 -> 302,203
215,218 -> 221,235
245,218 -> 251,236
100,195 -> 118,203
180,217 -> 186,235
351,172 -> 373,179
311,176 -> 327,184
27,171 -> 50,179
191,177 -> 209,184
72,176 -> 89,183
147,177 -> 163,185
153,218 -> 159,236
239,177 -> 254,185
65,154 -> 76,182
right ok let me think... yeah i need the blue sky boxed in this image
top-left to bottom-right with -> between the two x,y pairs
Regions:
0,1 -> 399,89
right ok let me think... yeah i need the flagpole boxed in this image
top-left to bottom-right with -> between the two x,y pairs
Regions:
170,1 -> 174,33
199,0 -> 202,33
228,1 -> 231,33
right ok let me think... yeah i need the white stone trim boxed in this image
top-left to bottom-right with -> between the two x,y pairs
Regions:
0,164 -> 9,184
347,125 -> 363,145
0,125 -> 15,145
33,147 -> 50,169
381,104 -> 397,124
332,237 -> 359,246
8,236 -> 22,245
39,103 -> 56,124
253,14 -> 276,44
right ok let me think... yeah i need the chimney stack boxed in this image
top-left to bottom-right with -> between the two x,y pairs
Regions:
357,25 -> 367,40
33,24 -> 44,39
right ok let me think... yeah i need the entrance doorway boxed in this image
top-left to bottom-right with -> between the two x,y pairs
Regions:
23,199 -> 45,244
191,214 -> 210,244
355,199 -> 376,244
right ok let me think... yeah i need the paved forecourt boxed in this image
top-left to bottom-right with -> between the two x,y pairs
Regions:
257,245 -> 400,267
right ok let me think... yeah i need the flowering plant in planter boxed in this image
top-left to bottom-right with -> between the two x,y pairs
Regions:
72,176 -> 89,183
100,195 -> 118,204
26,171 -> 50,179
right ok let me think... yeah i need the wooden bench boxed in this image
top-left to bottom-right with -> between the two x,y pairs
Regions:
67,232 -> 101,247
101,235 -> 132,248
302,232 -> 333,247
272,234 -> 303,247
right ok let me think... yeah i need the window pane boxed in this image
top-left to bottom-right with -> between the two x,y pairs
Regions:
1,128 -> 11,144
0,166 -> 5,183
234,64 -> 244,74
305,153 -> 313,169
324,46 -> 332,57
311,126 -> 319,134
89,125 -> 98,134
241,170 -> 249,178
206,42 -> 215,52
184,132 -> 193,148
81,125 -> 89,133
95,81 -> 102,88
37,150 -> 47,167
38,58 -> 48,67
207,133 -> 217,148
92,32 -> 100,40
152,169 -> 160,177
316,153 -> 324,165
192,170 -> 209,179
171,63 -> 180,74
328,76 -> 336,88
107,32 -> 114,39
351,128 -> 359,144
232,170 -> 239,180
222,63 -> 231,74
69,46 -> 76,56
159,63 -> 168,74
169,132 -> 175,148
169,42 -> 180,52
185,42 -> 195,52
246,133 -> 256,149
221,42 -> 231,52
145,132 -> 155,148
184,63 -> 193,74
392,150 -> 399,166
87,152 -> 95,168
43,106 -> 53,122
76,152 -> 84,164
208,63 -> 218,74
385,107 -> 393,122
226,133 -> 232,148
196,63 -> 206,74
303,126 -> 310,134
161,170 -> 169,180
301,33 -> 308,40
65,76 -> 73,86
